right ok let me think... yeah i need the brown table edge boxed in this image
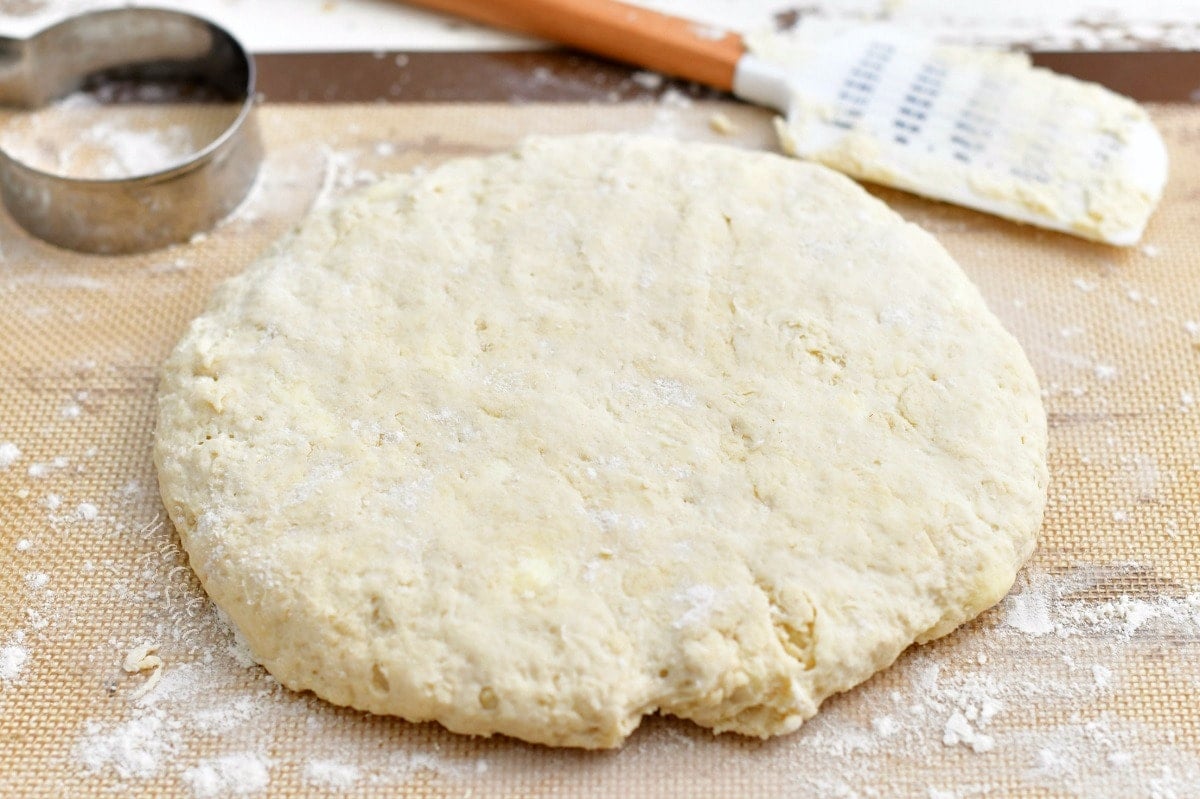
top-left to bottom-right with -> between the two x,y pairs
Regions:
253,49 -> 1200,104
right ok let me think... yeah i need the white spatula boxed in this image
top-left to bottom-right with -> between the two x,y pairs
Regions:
402,0 -> 1168,245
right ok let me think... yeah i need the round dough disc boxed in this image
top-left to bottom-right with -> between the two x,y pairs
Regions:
155,135 -> 1047,749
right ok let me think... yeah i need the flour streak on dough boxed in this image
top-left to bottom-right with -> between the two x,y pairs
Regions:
154,135 -> 1048,748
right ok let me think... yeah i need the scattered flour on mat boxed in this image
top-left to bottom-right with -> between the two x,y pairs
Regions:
1121,454 -> 1161,502
0,441 -> 20,469
303,759 -> 363,789
1004,591 -> 1055,636
943,710 -> 995,753
77,715 -> 181,780
689,563 -> 1200,798
71,608 -> 488,795
75,656 -> 271,790
1003,570 -> 1200,639
27,456 -> 68,479
1,643 -> 29,683
24,572 -> 49,590
182,754 -> 271,798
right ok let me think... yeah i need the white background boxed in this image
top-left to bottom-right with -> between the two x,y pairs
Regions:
1,0 -> 1199,52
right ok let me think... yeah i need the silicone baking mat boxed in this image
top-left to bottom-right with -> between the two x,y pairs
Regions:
1,100 -> 1198,798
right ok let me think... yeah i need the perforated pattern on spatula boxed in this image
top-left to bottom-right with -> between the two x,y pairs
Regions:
738,23 -> 1168,245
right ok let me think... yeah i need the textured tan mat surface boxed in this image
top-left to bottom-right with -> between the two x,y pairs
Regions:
1,102 -> 1198,798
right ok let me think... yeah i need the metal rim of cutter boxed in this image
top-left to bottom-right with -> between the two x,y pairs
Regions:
0,7 -> 261,254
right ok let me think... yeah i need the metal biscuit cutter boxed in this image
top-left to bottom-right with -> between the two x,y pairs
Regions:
0,7 -> 261,254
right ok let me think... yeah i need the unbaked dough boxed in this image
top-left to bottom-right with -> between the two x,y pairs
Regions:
155,134 -> 1047,749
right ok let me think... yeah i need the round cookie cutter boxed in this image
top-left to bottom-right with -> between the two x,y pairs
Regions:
0,7 -> 261,254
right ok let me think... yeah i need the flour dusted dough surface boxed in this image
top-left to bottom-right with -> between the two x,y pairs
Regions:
155,134 -> 1047,749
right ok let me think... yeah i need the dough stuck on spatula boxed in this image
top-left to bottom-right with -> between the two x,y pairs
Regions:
155,134 -> 1047,748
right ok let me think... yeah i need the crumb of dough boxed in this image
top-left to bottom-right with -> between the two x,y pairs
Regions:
708,112 -> 739,135
124,643 -> 164,700
124,643 -> 162,673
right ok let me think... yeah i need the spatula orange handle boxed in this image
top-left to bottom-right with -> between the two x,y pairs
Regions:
402,0 -> 746,91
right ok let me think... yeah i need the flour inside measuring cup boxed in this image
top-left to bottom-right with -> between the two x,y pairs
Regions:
0,88 -> 238,180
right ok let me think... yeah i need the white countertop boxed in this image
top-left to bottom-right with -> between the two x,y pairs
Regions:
2,0 -> 1199,52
